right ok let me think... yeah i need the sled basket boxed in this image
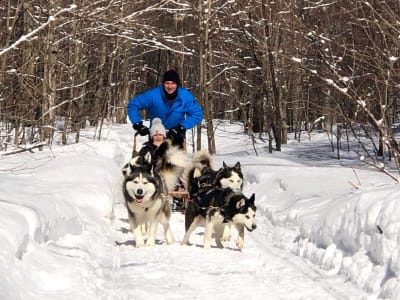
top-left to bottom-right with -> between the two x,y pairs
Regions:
168,190 -> 189,212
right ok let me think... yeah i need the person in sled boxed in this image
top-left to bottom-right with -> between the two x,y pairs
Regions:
127,68 -> 203,149
137,117 -> 167,156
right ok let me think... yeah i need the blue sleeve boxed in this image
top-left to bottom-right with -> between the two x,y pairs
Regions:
127,90 -> 152,124
180,93 -> 203,129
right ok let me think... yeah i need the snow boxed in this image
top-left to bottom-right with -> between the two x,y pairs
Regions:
291,57 -> 302,63
1,121 -> 400,299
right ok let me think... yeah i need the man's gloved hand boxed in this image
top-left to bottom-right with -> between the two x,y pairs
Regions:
132,122 -> 150,136
167,124 -> 185,139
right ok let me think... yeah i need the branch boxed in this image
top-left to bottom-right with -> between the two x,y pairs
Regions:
1,142 -> 47,157
0,5 -> 77,57
207,66 -> 239,86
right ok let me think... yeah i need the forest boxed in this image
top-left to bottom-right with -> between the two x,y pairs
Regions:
1,0 -> 400,168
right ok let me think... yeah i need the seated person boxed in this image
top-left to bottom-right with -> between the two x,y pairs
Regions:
138,117 -> 167,157
150,118 -> 166,147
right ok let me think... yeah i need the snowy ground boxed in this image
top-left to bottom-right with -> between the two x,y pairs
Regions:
0,121 -> 399,299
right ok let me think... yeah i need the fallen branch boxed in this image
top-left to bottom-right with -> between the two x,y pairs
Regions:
348,180 -> 360,189
352,168 -> 361,186
1,142 -> 47,157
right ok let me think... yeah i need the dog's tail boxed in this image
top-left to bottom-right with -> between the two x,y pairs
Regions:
182,149 -> 214,189
166,144 -> 190,169
192,149 -> 214,171
156,140 -> 189,192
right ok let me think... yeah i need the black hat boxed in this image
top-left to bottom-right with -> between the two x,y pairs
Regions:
162,69 -> 181,85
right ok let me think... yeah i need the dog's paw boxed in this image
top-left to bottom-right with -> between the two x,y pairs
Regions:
135,242 -> 145,248
145,239 -> 155,247
236,238 -> 244,250
203,243 -> 211,250
181,235 -> 191,245
221,235 -> 231,242
166,238 -> 175,245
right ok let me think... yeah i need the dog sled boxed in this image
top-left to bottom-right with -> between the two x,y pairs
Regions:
126,132 -> 255,250
131,131 -> 190,212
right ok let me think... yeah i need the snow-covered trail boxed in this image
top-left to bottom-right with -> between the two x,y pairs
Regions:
108,198 -> 365,300
3,123 -> 389,299
98,124 -> 368,300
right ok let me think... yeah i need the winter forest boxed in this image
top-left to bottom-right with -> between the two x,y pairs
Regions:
1,0 -> 400,173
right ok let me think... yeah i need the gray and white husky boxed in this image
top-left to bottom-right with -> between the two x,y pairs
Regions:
122,154 -> 174,247
182,188 -> 257,250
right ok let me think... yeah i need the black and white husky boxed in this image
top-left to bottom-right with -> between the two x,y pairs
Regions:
182,188 -> 257,250
122,146 -> 181,247
121,138 -> 188,247
183,150 -> 244,239
183,150 -> 243,197
128,139 -> 189,192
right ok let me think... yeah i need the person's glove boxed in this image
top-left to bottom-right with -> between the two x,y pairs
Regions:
167,124 -> 185,139
132,122 -> 150,136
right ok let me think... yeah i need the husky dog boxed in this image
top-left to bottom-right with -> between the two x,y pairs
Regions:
123,139 -> 188,192
181,188 -> 257,250
183,150 -> 244,241
121,137 -> 189,247
122,153 -> 174,247
183,150 -> 243,200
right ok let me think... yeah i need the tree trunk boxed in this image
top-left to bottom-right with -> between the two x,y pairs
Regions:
261,0 -> 282,151
93,42 -> 107,140
203,0 -> 215,154
41,10 -> 57,146
198,0 -> 215,154
118,49 -> 130,124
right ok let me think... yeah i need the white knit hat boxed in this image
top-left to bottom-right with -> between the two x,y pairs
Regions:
150,118 -> 166,138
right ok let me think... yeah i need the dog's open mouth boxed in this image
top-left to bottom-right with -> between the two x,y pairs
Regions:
135,195 -> 144,203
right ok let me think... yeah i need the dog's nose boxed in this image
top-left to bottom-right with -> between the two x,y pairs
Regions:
252,224 -> 257,230
136,188 -> 143,195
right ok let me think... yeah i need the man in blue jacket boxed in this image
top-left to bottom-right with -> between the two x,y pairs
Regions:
127,69 -> 203,146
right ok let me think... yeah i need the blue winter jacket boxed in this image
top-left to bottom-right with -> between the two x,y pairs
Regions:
127,86 -> 203,130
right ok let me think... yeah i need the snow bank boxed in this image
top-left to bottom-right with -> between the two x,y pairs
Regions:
0,151 -> 120,260
241,156 -> 400,299
301,186 -> 400,298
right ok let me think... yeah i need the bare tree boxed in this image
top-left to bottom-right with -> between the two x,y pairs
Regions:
1,0 -> 399,181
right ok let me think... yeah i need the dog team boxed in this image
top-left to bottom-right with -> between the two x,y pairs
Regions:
121,118 -> 257,250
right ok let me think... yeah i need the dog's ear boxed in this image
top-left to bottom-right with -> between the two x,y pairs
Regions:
201,165 -> 213,175
122,162 -> 130,177
248,193 -> 255,205
222,161 -> 228,168
155,141 -> 169,157
236,198 -> 246,209
234,161 -> 241,172
129,156 -> 139,166
144,151 -> 152,164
